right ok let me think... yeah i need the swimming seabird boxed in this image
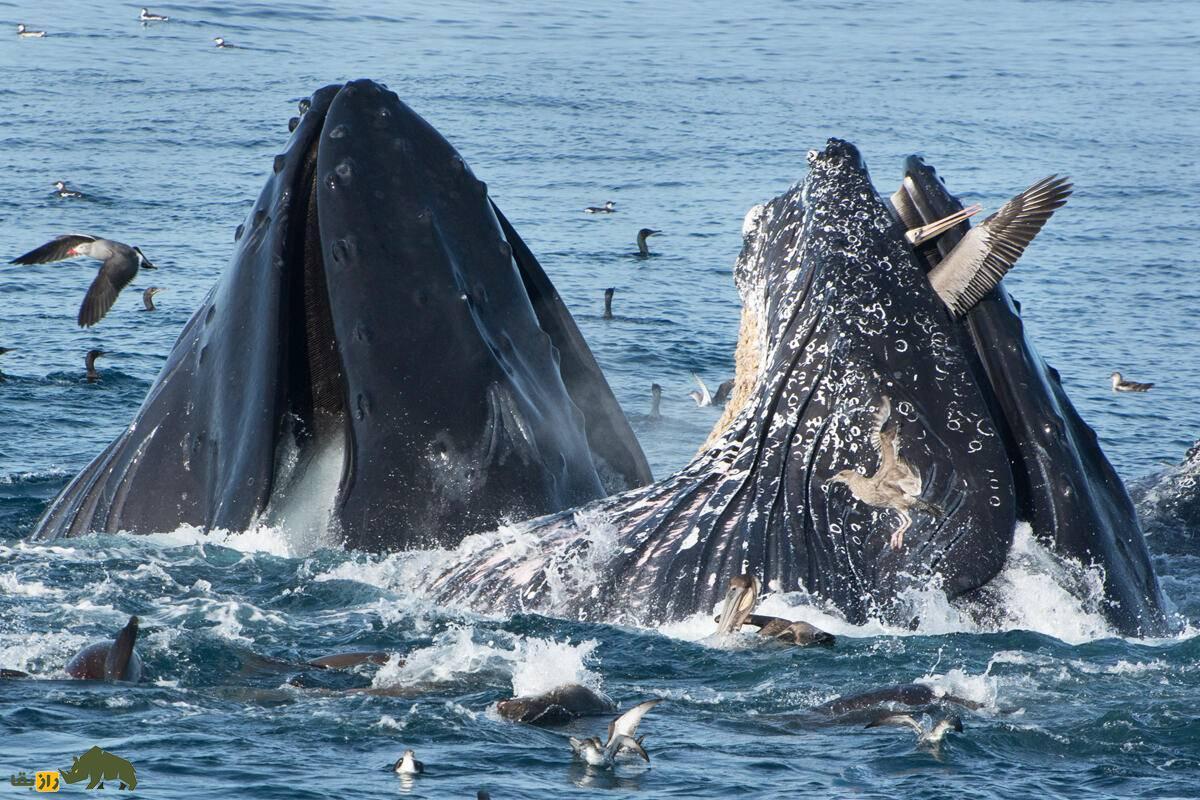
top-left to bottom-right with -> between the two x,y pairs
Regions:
1111,371 -> 1153,393
920,175 -> 1073,316
649,383 -> 662,419
865,713 -> 963,747
636,228 -> 660,257
53,181 -> 85,199
16,24 -> 45,38
715,575 -> 835,646
827,395 -> 941,550
85,349 -> 105,383
10,235 -> 157,327
569,699 -> 660,768
140,8 -> 169,22
392,750 -> 423,775
603,287 -> 614,320
713,378 -> 734,406
213,37 -> 239,48
142,286 -> 163,311
586,201 -> 616,214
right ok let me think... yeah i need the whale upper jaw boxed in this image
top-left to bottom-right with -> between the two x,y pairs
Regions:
30,79 -> 651,551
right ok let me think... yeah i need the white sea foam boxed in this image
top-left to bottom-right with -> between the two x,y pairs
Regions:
369,625 -> 601,697
0,572 -> 61,598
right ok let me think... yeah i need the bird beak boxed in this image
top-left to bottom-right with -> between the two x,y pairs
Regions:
904,204 -> 981,246
715,578 -> 759,636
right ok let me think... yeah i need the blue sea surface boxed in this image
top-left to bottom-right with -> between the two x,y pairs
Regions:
1,1 -> 1199,797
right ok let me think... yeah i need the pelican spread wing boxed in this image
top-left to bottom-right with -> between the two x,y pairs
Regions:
928,175 -> 1072,316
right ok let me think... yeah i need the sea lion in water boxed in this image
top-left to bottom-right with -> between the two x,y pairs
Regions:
497,683 -> 616,725
64,616 -> 142,682
715,575 -> 835,646
815,683 -> 982,717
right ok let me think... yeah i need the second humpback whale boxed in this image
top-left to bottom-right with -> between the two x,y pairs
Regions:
31,79 -> 652,551
424,139 -> 1166,637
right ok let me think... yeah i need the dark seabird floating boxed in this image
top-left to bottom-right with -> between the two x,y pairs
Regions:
649,383 -> 662,419
213,37 -> 239,48
715,575 -> 835,646
569,699 -> 660,767
10,235 -> 157,327
1111,371 -> 1153,393
603,287 -> 614,319
142,286 -> 163,311
865,713 -> 963,747
895,175 -> 1073,316
585,201 -> 616,214
827,395 -> 942,550
392,750 -> 423,775
140,8 -> 169,22
16,24 -> 45,38
713,378 -> 734,406
85,349 -> 105,383
53,181 -> 85,199
636,228 -> 660,257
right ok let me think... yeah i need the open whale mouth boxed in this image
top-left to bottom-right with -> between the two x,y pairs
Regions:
257,110 -> 349,544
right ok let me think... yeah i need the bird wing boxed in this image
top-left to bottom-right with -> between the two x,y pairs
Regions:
78,257 -> 135,327
691,373 -> 712,406
607,733 -> 650,763
865,713 -> 923,735
929,717 -> 961,742
868,396 -> 892,457
10,234 -> 97,265
607,699 -> 661,744
928,175 -> 1072,316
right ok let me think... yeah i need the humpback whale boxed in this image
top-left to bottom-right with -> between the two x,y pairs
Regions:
424,139 -> 1166,636
31,79 -> 651,550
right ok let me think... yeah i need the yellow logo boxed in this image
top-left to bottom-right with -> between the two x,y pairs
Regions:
6,771 -> 58,792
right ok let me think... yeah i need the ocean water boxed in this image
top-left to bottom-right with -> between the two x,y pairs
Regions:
2,1 -> 1199,797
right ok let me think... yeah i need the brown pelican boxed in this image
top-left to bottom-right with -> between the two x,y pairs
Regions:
636,228 -> 660,257
649,383 -> 662,419
53,181 -> 85,199
392,750 -> 423,774
139,8 -> 169,22
85,349 -> 105,383
16,24 -> 45,38
865,713 -> 963,747
142,286 -> 163,311
1111,372 -> 1152,393
11,235 -> 157,327
586,201 -> 616,214
715,575 -> 835,646
913,175 -> 1073,316
603,287 -> 614,320
827,395 -> 941,550
569,699 -> 660,767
